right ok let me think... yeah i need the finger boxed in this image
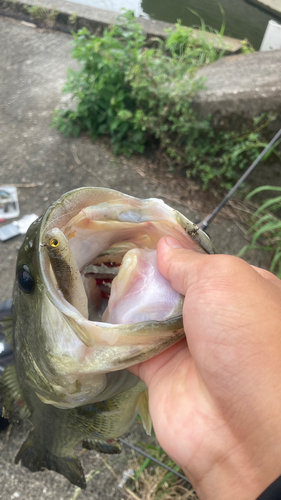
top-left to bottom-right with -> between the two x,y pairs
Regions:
251,265 -> 281,289
157,236 -> 281,300
157,235 -> 210,296
129,338 -> 188,387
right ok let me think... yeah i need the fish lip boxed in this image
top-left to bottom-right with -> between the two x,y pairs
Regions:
39,187 -> 215,255
38,188 -> 215,347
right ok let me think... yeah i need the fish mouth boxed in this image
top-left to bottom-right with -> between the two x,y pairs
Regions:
39,188 -> 213,366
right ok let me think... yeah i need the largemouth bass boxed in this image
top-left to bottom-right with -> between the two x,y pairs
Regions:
0,187 -> 214,488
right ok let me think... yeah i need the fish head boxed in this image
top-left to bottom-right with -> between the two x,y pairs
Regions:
12,188 -> 215,408
13,215 -> 61,402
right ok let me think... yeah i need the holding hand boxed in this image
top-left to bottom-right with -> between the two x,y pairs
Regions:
130,236 -> 281,500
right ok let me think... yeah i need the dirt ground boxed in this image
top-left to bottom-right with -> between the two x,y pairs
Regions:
0,14 -> 277,500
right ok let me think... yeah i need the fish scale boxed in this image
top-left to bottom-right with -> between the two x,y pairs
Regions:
0,187 -> 215,487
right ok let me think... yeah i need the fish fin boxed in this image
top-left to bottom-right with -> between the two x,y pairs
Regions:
15,430 -> 86,489
0,315 -> 13,347
0,364 -> 30,423
137,390 -> 152,436
82,438 -> 122,454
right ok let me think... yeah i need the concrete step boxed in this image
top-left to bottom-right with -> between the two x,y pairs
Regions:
247,0 -> 281,20
0,0 -> 243,53
194,49 -> 281,129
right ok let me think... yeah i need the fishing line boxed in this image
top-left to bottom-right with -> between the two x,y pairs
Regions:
119,438 -> 191,483
198,128 -> 281,231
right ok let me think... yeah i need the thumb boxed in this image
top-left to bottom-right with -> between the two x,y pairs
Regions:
157,236 -> 210,296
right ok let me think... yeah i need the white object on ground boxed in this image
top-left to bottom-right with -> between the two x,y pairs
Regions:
0,214 -> 38,241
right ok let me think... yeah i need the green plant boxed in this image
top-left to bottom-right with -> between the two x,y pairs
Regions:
238,186 -> 281,278
165,17 -> 225,67
27,5 -> 47,22
185,114 -> 279,189
241,38 -> 255,54
27,5 -> 58,24
69,12 -> 78,25
52,10 -> 274,190
127,440 -> 198,499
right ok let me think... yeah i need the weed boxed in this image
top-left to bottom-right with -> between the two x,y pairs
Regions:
241,39 -> 255,54
69,12 -> 78,25
27,5 -> 58,25
165,18 -> 225,66
238,185 -> 281,277
27,5 -> 47,22
52,10 -> 275,190
126,441 -> 198,500
184,113 -> 278,189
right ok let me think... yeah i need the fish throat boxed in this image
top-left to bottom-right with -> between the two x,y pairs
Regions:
42,194 -> 211,328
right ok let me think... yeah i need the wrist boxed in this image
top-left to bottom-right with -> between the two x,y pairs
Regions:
191,437 -> 281,500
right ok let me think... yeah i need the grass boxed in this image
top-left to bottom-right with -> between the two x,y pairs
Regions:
70,433 -> 199,499
26,6 -> 58,26
238,185 -> 281,278
125,440 -> 198,500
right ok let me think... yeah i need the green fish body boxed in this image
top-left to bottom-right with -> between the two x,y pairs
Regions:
0,188 -> 214,488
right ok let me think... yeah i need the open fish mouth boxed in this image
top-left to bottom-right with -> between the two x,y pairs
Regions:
33,188 -> 214,406
40,188 -> 214,350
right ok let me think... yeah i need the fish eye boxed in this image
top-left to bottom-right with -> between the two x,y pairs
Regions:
16,265 -> 35,294
50,238 -> 59,248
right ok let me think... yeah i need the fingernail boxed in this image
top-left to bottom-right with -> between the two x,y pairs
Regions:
164,236 -> 183,249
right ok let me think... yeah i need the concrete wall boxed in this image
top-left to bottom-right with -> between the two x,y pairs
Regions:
0,0 -> 243,53
194,49 -> 281,130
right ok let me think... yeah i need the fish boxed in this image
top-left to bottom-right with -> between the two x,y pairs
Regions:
0,187 -> 215,488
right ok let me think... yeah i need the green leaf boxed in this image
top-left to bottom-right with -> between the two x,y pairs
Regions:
246,186 -> 281,200
135,457 -> 151,480
261,137 -> 281,161
250,213 -> 277,230
109,119 -> 121,132
255,196 -> 281,215
270,251 -> 281,273
252,221 -> 281,244
237,244 -> 251,257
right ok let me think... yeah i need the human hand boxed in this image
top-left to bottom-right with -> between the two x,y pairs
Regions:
130,236 -> 281,500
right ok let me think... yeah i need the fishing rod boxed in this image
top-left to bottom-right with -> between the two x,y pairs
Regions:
198,128 -> 281,232
119,438 -> 190,483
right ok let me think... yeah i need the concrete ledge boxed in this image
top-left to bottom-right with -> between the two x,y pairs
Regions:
194,49 -> 281,130
247,0 -> 281,20
0,0 -> 243,53
2,1 -> 278,134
